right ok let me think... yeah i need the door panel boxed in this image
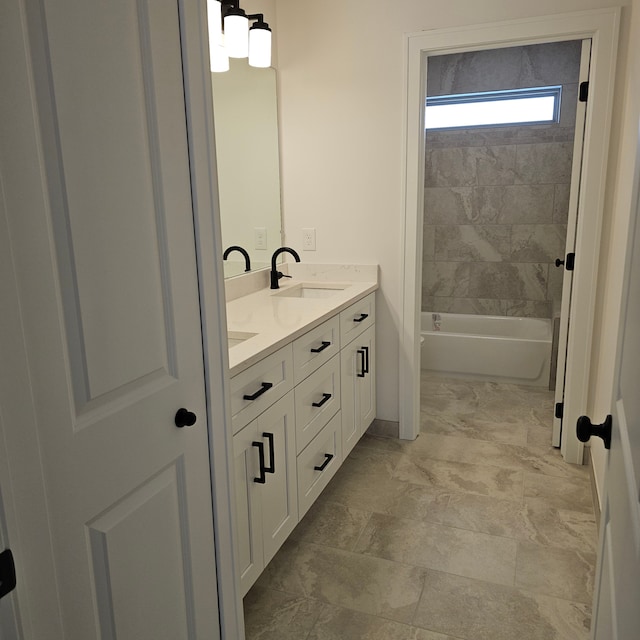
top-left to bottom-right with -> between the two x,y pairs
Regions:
16,1 -> 220,637
592,133 -> 640,638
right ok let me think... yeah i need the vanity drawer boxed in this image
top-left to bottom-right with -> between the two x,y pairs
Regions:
294,355 -> 341,454
230,345 -> 294,434
297,411 -> 342,518
340,293 -> 375,345
292,316 -> 340,384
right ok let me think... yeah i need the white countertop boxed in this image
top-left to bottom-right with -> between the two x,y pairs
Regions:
227,264 -> 379,376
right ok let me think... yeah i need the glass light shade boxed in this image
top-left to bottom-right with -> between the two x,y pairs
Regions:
206,0 -> 222,47
210,42 -> 229,72
224,12 -> 249,58
248,26 -> 271,68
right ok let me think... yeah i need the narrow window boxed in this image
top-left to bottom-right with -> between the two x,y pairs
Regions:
425,86 -> 562,130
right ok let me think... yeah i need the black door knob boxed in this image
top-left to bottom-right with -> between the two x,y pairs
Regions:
175,408 -> 197,428
576,414 -> 612,449
555,258 -> 565,267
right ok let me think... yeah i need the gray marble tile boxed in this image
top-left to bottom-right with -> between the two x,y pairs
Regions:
553,183 -> 571,223
421,294 -> 435,313
524,473 -> 593,513
308,604 -> 457,640
423,224 -> 435,261
476,145 -> 517,186
474,184 -> 555,224
515,142 -> 574,184
503,299 -> 552,318
547,263 -> 565,307
423,261 -> 470,297
243,586 -> 324,640
410,433 -> 589,480
428,296 -> 505,316
392,454 -> 524,501
526,425 -> 554,450
434,225 -> 510,262
425,148 -> 477,187
421,412 -> 528,446
515,542 -> 596,604
290,499 -> 371,551
510,224 -> 567,263
354,512 -> 517,586
413,570 -> 591,640
442,493 -> 597,553
424,187 -> 475,224
519,41 -> 582,86
257,540 -> 428,624
467,262 -> 548,301
559,83 -> 579,128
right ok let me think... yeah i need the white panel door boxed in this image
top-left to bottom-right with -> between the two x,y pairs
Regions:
590,161 -> 640,638
12,1 -> 219,637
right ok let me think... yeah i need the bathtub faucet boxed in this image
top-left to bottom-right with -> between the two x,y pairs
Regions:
432,313 -> 441,331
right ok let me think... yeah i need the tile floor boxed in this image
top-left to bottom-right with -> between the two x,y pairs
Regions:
244,374 -> 597,639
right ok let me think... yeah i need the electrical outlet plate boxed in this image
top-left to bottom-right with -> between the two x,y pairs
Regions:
254,227 -> 267,250
302,228 -> 316,251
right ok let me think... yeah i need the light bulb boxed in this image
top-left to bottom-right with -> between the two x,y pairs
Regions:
206,0 -> 222,47
224,10 -> 249,58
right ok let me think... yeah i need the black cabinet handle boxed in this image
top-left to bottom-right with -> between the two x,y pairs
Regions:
577,414 -> 612,450
312,393 -> 332,408
252,441 -> 267,483
263,432 -> 275,474
175,408 -> 197,428
313,453 -> 334,472
362,346 -> 370,374
353,313 -> 368,323
243,381 -> 273,401
310,340 -> 331,353
357,349 -> 366,377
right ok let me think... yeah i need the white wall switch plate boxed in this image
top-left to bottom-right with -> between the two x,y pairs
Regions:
254,227 -> 267,250
302,228 -> 316,251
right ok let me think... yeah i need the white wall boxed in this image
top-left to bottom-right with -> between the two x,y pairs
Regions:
274,0 -> 627,423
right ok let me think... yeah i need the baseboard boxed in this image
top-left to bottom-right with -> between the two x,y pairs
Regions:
366,418 -> 400,439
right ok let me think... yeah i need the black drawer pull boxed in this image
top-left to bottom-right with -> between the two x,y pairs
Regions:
252,441 -> 267,484
314,453 -> 334,472
357,349 -> 366,377
310,340 -> 331,353
243,381 -> 273,401
312,393 -> 332,408
353,313 -> 369,323
263,432 -> 275,473
363,345 -> 370,374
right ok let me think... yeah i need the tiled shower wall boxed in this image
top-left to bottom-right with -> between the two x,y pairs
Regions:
422,41 -> 582,318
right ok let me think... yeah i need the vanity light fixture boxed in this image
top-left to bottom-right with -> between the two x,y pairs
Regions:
207,0 -> 272,72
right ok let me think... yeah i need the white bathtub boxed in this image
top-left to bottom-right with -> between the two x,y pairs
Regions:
421,312 -> 552,387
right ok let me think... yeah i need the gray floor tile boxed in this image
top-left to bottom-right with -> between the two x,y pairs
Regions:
308,604 -> 458,640
413,570 -> 591,640
515,542 -> 596,604
524,472 -> 594,513
243,586 -> 324,640
257,539 -> 428,624
354,512 -> 517,586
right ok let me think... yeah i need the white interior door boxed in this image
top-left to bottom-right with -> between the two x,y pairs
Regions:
5,1 -> 220,637
553,39 -> 591,447
589,154 -> 640,639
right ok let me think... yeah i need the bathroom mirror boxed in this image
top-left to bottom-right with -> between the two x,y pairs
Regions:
211,58 -> 283,278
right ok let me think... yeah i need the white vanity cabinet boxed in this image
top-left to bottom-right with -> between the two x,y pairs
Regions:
229,289 -> 376,595
233,392 -> 298,596
340,295 -> 376,457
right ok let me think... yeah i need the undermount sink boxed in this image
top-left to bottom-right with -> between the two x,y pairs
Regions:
272,283 -> 348,299
228,331 -> 258,348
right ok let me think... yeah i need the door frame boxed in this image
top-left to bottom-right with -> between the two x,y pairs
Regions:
399,8 -> 620,465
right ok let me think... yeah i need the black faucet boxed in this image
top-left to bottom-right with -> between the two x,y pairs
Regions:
223,245 -> 251,272
270,247 -> 301,289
